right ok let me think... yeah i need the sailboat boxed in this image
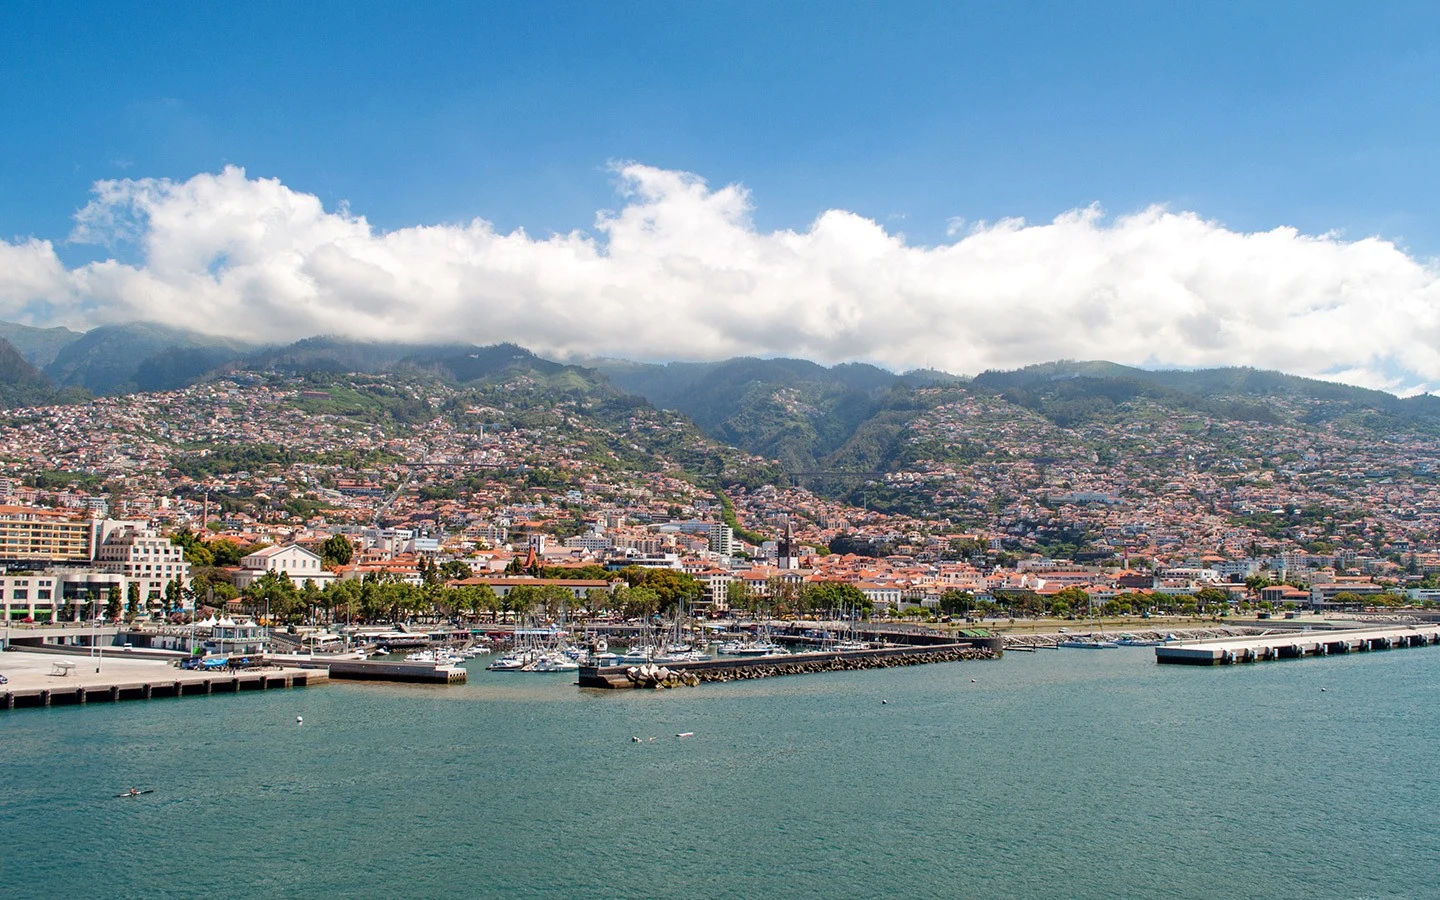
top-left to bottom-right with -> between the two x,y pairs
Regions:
1057,597 -> 1119,648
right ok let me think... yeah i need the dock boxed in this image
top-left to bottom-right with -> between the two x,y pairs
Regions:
316,658 -> 466,684
0,650 -> 326,710
1155,625 -> 1440,666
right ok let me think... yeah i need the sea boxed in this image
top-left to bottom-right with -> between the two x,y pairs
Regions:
4,646 -> 1438,899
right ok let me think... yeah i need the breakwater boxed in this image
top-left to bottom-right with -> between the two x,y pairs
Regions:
1005,626 -> 1263,650
580,640 -> 1001,689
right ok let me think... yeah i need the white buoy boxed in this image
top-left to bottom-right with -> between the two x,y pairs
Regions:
296,716 -> 303,724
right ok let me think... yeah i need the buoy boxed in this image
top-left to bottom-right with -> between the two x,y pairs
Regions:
296,716 -> 303,724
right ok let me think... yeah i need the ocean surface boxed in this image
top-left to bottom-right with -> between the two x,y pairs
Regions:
4,646 -> 1438,899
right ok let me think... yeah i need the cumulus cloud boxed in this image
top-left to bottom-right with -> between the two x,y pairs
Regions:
2,163 -> 1440,393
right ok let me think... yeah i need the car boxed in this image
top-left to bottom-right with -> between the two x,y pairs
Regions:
0,674 -> 8,684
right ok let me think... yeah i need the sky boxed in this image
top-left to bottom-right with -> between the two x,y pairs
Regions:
4,2 -> 1440,392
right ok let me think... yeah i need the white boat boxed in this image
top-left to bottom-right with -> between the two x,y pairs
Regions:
1057,638 -> 1120,649
405,648 -> 465,665
522,652 -> 579,672
720,640 -> 788,657
486,651 -> 531,671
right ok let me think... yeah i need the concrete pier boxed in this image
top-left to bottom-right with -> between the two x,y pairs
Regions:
292,658 -> 466,684
1155,625 -> 1440,666
0,650 -> 327,711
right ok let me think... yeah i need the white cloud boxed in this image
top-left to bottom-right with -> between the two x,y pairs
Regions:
2,162 -> 1440,393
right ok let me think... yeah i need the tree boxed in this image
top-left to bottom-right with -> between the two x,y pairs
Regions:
1050,586 -> 1092,617
243,570 -> 301,623
618,566 -> 702,613
724,580 -> 749,613
802,581 -> 870,616
106,584 -> 123,621
439,559 -> 473,581
938,590 -> 976,616
163,578 -> 183,615
170,529 -> 214,566
126,583 -> 140,620
209,539 -> 249,567
322,534 -> 354,567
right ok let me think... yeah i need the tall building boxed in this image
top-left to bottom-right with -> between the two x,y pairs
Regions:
0,504 -> 96,564
708,523 -> 734,556
95,522 -> 191,606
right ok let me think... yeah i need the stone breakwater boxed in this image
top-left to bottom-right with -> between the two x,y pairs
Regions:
692,646 -> 999,684
584,643 -> 1002,690
1004,626 -> 1264,650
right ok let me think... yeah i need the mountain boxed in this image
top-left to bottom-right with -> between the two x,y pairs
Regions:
596,357 -> 923,471
596,356 -> 966,472
970,360 -> 1440,431
0,322 -> 84,368
0,337 -> 58,407
43,323 -> 253,395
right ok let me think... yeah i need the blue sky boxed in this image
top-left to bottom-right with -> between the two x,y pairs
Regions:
6,1 -> 1439,250
4,2 -> 1440,391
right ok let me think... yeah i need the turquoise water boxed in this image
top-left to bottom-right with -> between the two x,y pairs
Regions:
5,648 -> 1439,899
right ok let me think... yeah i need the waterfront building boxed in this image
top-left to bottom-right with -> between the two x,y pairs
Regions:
234,544 -> 335,589
0,568 -> 129,623
0,505 -> 96,565
95,522 -> 191,607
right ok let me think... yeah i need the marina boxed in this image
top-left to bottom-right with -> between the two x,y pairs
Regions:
1154,624 -> 1440,665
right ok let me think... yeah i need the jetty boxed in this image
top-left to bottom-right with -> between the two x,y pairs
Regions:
579,635 -> 1002,689
0,650 -> 326,710
1155,624 -> 1440,665
293,657 -> 466,684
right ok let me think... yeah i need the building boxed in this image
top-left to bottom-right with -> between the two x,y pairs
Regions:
0,505 -> 96,564
707,523 -> 734,556
0,569 -> 137,623
234,544 -> 335,590
95,522 -> 191,607
777,518 -> 798,570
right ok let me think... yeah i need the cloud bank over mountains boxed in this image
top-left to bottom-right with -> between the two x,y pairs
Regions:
3,163 -> 1439,393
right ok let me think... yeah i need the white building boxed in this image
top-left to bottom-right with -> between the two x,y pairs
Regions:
234,544 -> 335,589
95,522 -> 191,607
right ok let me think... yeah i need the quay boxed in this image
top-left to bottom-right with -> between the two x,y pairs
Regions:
287,657 -> 466,684
1155,624 -> 1440,666
579,636 -> 1003,689
0,650 -> 326,711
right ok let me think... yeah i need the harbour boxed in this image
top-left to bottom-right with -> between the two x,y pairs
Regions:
5,642 -> 1438,899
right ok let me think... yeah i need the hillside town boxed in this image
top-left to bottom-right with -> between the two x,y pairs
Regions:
2,371 -> 1440,626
